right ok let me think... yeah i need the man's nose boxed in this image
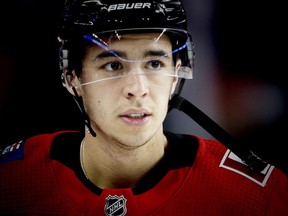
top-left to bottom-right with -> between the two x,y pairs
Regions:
122,71 -> 149,98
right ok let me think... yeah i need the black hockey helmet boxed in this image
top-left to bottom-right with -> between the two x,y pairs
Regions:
59,0 -> 189,39
57,0 -> 195,80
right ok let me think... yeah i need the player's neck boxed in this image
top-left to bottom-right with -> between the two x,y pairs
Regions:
81,131 -> 167,189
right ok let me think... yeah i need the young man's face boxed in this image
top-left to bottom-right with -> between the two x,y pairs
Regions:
75,32 -> 179,146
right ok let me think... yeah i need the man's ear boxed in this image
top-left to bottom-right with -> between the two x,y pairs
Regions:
170,59 -> 181,95
62,69 -> 82,96
171,76 -> 178,96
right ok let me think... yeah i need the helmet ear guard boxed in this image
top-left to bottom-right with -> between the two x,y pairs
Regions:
58,37 -> 70,88
59,38 -> 96,137
176,33 -> 195,79
58,35 -> 96,136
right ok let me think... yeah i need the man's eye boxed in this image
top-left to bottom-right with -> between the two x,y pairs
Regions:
104,61 -> 123,71
146,61 -> 162,70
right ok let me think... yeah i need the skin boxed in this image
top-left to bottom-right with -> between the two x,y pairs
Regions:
66,33 -> 180,189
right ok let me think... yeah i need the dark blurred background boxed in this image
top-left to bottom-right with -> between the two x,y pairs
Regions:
0,0 -> 286,174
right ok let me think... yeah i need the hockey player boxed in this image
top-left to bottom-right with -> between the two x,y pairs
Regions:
0,0 -> 287,215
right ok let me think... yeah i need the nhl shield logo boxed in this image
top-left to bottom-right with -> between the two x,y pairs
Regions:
104,195 -> 127,216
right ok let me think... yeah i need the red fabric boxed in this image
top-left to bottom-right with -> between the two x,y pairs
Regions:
0,131 -> 287,215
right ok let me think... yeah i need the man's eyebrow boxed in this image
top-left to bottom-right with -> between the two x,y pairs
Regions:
96,50 -> 127,59
144,50 -> 169,58
95,49 -> 169,60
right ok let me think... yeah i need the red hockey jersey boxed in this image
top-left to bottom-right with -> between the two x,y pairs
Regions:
0,131 -> 287,215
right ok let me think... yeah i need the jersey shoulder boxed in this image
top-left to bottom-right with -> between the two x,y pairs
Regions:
195,136 -> 282,187
0,139 -> 25,163
0,130 -> 78,164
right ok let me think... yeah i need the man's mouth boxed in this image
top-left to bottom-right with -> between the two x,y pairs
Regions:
126,113 -> 147,118
120,111 -> 151,126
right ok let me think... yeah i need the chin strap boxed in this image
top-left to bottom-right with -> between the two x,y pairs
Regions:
71,86 -> 97,137
168,94 -> 268,172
